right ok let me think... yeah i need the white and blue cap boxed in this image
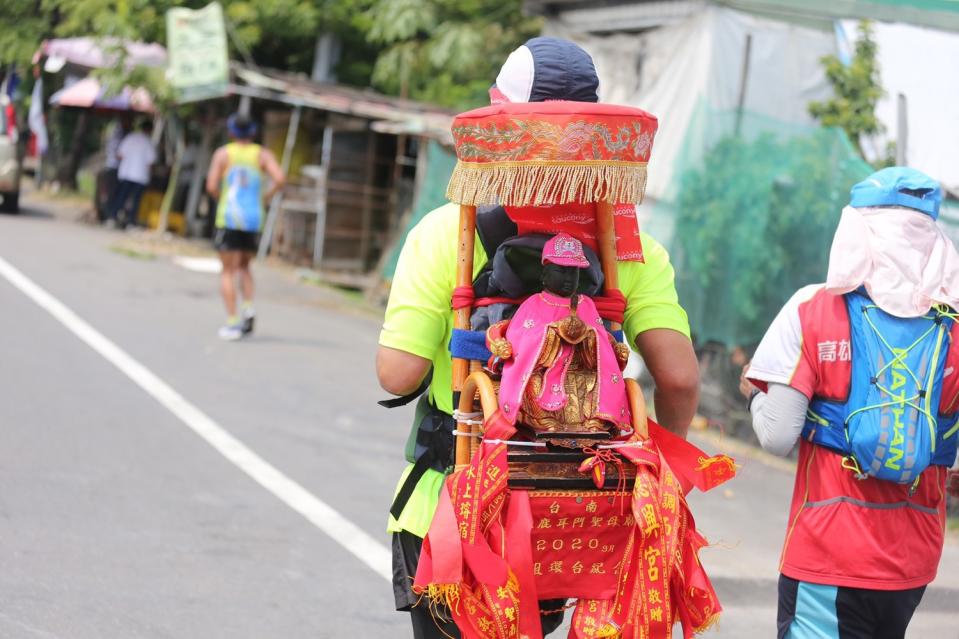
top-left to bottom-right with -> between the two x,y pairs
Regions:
849,167 -> 942,219
491,37 -> 599,104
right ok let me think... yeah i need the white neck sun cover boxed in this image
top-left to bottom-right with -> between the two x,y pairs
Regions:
825,206 -> 959,317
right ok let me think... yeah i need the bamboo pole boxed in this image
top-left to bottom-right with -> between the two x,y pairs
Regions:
257,103 -> 302,260
453,204 -> 477,469
596,200 -> 621,333
157,120 -> 185,234
183,105 -> 215,235
458,371 -> 499,470
460,372 -> 499,420
625,379 -> 649,439
312,125 -> 334,267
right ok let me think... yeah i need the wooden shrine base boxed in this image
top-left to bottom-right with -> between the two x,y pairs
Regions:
507,446 -> 636,490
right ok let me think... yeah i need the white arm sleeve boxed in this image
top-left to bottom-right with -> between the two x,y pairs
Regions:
749,382 -> 809,457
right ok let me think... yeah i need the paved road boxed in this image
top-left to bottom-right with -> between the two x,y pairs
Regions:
0,195 -> 956,638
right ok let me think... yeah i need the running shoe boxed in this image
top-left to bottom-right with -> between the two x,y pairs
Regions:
218,322 -> 243,341
241,307 -> 255,335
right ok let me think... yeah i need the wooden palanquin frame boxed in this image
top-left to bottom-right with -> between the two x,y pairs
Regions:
444,101 -> 660,475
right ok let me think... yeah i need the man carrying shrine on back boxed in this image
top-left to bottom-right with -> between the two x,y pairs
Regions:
376,37 -> 700,638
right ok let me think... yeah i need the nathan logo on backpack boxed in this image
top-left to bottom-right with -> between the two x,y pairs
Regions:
844,295 -> 954,484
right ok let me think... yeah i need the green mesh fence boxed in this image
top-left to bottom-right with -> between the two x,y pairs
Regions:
670,100 -> 874,348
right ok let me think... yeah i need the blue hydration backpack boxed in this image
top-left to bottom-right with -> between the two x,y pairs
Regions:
804,293 -> 959,484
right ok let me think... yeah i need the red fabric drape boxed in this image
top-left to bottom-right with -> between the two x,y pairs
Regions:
453,289 -> 627,324
506,203 -> 646,263
414,414 -> 736,639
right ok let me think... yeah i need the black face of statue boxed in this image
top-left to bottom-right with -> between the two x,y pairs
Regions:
541,263 -> 580,298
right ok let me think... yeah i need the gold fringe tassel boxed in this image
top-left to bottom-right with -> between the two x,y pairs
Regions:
446,161 -> 649,206
417,583 -> 462,614
694,612 -> 721,635
413,584 -> 463,639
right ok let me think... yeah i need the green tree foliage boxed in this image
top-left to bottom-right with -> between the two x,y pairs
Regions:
0,1 -> 375,87
0,1 -> 58,67
808,20 -> 888,162
366,0 -> 541,109
0,0 -> 537,110
674,128 -> 873,346
0,0 -> 365,188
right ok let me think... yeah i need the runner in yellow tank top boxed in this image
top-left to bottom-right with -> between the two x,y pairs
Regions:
206,114 -> 285,341
215,142 -> 265,232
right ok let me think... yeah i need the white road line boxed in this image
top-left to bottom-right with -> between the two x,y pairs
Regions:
0,255 -> 391,582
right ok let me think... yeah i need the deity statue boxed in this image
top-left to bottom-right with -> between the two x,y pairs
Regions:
487,233 -> 631,441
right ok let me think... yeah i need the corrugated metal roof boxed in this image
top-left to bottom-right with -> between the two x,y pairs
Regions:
232,64 -> 455,143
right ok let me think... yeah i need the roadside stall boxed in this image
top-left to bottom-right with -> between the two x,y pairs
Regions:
47,75 -> 168,225
34,38 -> 176,230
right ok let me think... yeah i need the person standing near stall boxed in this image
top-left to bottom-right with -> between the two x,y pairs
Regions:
106,120 -> 155,228
205,113 -> 285,341
98,116 -> 129,220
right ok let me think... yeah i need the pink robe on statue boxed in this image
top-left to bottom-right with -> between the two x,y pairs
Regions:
498,291 -> 631,429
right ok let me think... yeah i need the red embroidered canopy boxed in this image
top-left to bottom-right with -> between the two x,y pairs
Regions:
446,101 -> 659,207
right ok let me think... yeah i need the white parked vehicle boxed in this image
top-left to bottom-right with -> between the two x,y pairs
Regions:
0,101 -> 21,212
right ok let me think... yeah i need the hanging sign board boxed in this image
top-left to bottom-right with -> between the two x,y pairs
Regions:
166,2 -> 229,103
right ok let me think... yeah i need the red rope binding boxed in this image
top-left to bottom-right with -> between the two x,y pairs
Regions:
594,289 -> 626,324
453,287 -> 627,324
451,286 -> 476,310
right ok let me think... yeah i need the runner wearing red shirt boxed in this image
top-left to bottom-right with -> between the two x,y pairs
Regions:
742,167 -> 959,639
